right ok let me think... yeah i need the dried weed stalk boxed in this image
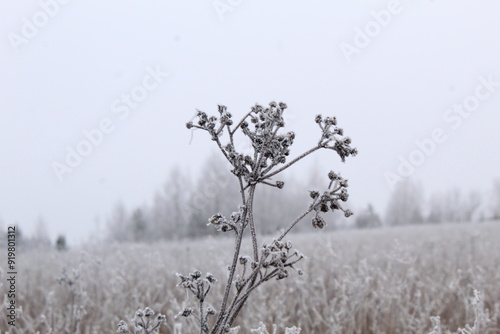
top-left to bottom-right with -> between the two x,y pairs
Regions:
119,102 -> 357,333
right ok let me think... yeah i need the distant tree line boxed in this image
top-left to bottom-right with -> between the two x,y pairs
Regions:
106,153 -> 352,242
105,153 -> 500,241
0,216 -> 68,251
5,157 -> 499,247
383,179 -> 500,227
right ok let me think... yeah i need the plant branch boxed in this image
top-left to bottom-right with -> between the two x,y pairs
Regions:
226,269 -> 280,327
230,110 -> 253,135
212,218 -> 245,333
262,145 -> 321,180
277,206 -> 315,241
247,185 -> 259,262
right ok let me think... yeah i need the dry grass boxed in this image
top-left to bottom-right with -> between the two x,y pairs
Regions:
2,221 -> 500,333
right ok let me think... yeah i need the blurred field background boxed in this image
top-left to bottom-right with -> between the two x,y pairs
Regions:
2,221 -> 499,333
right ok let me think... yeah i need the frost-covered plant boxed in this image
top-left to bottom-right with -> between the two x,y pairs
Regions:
117,307 -> 166,334
249,322 -> 301,334
179,102 -> 357,333
457,290 -> 492,334
175,271 -> 218,333
56,267 -> 87,333
427,290 -> 494,334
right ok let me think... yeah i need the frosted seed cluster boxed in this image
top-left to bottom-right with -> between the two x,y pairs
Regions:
120,102 -> 357,333
117,307 -> 166,334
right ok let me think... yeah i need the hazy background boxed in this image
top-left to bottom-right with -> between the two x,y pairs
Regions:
1,0 -> 499,245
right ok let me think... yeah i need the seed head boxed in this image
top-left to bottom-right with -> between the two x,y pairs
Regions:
339,189 -> 349,202
277,270 -> 289,280
218,105 -> 226,114
310,191 -> 320,199
320,203 -> 329,212
312,216 -> 326,229
328,171 -> 339,181
181,307 -> 192,317
205,273 -> 217,283
208,213 -> 225,225
190,270 -> 202,279
144,307 -> 154,317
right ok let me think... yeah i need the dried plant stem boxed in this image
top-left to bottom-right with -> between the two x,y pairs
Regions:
180,103 -> 357,334
278,206 -> 315,242
214,185 -> 258,333
226,268 -> 280,327
212,214 -> 246,334
263,145 -> 321,180
200,300 -> 205,334
247,185 -> 259,262
230,111 -> 253,135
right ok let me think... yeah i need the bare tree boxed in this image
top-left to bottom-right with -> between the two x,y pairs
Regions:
150,167 -> 194,240
56,234 -> 68,251
427,188 -> 482,224
385,180 -> 424,226
427,192 -> 445,224
355,204 -> 382,229
492,179 -> 500,220
461,190 -> 482,222
33,216 -> 51,249
188,153 -> 239,237
107,201 -> 130,242
131,208 -> 148,242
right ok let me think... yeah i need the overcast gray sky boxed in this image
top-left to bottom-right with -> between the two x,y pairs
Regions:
1,0 -> 500,245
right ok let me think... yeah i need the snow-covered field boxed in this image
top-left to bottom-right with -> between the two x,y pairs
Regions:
3,222 -> 500,333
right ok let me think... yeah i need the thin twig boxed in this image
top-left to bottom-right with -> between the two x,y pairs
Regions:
277,207 -> 315,241
263,145 -> 321,180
